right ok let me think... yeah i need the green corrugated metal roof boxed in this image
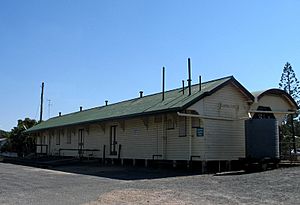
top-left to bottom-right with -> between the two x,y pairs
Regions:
26,76 -> 252,133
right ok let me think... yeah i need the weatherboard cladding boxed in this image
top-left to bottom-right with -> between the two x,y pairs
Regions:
26,76 -> 253,133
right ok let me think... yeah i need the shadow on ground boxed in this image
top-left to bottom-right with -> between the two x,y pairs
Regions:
50,162 -> 201,180
1,156 -> 202,180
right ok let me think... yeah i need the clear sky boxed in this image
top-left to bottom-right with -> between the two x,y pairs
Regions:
1,0 -> 300,131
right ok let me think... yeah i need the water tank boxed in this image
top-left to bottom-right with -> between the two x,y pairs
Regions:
245,119 -> 279,160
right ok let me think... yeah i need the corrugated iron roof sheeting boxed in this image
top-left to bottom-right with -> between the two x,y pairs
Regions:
26,76 -> 248,132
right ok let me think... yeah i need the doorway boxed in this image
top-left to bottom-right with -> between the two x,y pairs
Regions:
110,126 -> 117,155
78,129 -> 84,157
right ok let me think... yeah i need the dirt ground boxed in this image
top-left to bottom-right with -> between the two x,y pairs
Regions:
83,165 -> 300,205
1,162 -> 299,205
86,189 -> 193,205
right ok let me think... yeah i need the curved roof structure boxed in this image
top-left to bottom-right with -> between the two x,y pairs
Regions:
252,89 -> 299,110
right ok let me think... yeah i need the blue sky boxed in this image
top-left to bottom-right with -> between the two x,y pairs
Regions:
1,0 -> 300,131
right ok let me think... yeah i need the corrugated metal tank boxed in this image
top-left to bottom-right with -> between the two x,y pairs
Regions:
245,119 -> 279,160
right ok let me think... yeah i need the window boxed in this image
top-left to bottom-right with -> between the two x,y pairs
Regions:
192,118 -> 204,137
167,118 -> 175,130
179,116 -> 187,137
192,118 -> 204,128
56,130 -> 60,145
66,129 -> 72,144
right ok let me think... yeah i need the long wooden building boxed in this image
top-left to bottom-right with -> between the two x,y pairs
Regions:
26,76 -> 298,169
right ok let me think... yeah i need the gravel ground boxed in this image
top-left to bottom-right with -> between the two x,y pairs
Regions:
0,162 -> 299,205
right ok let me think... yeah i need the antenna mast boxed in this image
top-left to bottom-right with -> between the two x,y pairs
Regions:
47,99 -> 52,119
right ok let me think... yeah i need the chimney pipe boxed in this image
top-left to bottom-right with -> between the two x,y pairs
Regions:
182,80 -> 185,94
80,106 -> 83,112
162,67 -> 165,101
105,100 -> 108,106
139,91 -> 143,98
187,58 -> 192,96
59,112 -> 61,117
199,75 -> 202,91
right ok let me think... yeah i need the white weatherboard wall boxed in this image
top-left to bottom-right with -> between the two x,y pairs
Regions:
35,82 -> 251,161
56,125 -> 104,158
165,115 -> 190,160
43,117 -> 165,159
188,82 -> 250,160
100,117 -> 165,160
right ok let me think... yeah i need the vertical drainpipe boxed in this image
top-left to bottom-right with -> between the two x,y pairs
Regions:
162,115 -> 165,159
162,67 -> 165,101
188,116 -> 192,160
161,66 -> 166,159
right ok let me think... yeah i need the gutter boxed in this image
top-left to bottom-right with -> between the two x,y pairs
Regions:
177,112 -> 236,121
248,110 -> 296,114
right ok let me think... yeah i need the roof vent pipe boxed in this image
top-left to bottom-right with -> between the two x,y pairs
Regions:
187,58 -> 192,96
199,75 -> 202,91
59,112 -> 61,117
80,106 -> 83,112
105,100 -> 108,106
139,91 -> 143,98
162,66 -> 165,101
182,80 -> 185,94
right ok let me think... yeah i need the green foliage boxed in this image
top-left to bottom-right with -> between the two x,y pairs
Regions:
2,118 -> 37,156
0,130 -> 8,138
279,62 -> 300,154
279,62 -> 300,105
281,122 -> 300,150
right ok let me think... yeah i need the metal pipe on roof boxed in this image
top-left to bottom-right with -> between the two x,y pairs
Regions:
105,100 -> 108,106
139,91 -> 143,98
187,58 -> 192,96
199,75 -> 202,91
59,112 -> 61,116
162,67 -> 165,101
80,106 -> 83,112
182,80 -> 185,94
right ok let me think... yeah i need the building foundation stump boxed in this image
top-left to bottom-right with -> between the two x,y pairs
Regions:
172,160 -> 177,168
201,161 -> 207,173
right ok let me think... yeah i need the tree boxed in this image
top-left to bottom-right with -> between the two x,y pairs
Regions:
279,62 -> 300,156
2,118 -> 37,156
279,62 -> 300,105
0,129 -> 8,138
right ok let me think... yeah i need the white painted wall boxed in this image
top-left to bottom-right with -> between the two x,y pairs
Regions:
188,82 -> 250,160
36,82 -> 251,161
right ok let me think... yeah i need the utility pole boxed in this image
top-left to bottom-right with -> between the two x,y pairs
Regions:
39,82 -> 44,123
